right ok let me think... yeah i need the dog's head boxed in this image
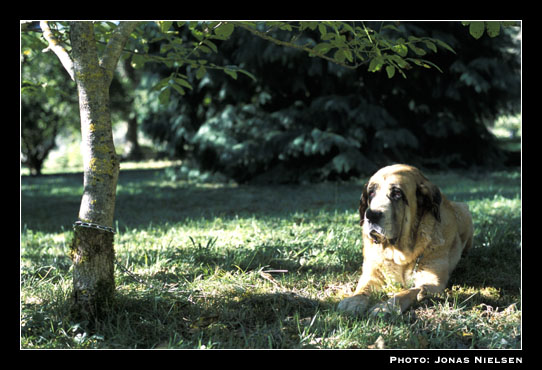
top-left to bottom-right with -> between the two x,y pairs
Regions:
359,164 -> 441,246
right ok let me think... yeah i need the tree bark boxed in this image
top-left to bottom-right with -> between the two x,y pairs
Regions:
42,21 -> 139,318
70,22 -> 119,227
69,21 -> 119,317
70,227 -> 116,318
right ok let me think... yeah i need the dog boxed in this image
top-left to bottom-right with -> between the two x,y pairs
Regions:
338,164 -> 473,316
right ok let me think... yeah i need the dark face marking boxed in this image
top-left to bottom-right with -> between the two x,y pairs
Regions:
362,182 -> 409,245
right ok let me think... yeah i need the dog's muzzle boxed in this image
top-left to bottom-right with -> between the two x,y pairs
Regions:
367,218 -> 397,245
368,225 -> 385,243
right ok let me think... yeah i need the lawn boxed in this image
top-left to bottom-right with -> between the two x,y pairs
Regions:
20,163 -> 521,349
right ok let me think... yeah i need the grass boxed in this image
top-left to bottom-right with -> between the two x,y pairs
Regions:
20,163 -> 521,349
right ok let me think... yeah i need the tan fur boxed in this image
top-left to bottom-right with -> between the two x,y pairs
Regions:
338,164 -> 473,315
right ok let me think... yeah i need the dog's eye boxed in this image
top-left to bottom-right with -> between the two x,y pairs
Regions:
390,188 -> 402,200
367,185 -> 376,200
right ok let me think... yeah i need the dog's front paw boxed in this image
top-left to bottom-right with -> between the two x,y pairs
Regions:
369,298 -> 401,318
337,294 -> 370,315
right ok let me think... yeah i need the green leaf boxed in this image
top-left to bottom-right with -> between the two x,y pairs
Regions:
159,21 -> 173,33
21,81 -> 40,95
152,77 -> 170,91
191,29 -> 204,41
423,40 -> 437,53
300,21 -> 318,31
388,54 -> 410,69
386,65 -> 396,78
238,69 -> 257,82
196,66 -> 207,79
408,44 -> 426,56
174,77 -> 193,90
131,54 -> 146,69
383,24 -> 400,32
158,88 -> 170,105
334,49 -> 345,63
435,39 -> 456,54
202,39 -> 218,53
408,58 -> 442,72
368,56 -> 385,72
212,64 -> 256,82
198,45 -> 212,54
337,22 -> 355,34
215,22 -> 235,39
419,59 -> 443,73
392,43 -> 408,57
468,21 -> 485,39
279,23 -> 292,31
485,21 -> 501,38
312,43 -> 333,54
171,83 -> 186,96
343,48 -> 353,62
318,23 -> 327,37
224,69 -> 238,80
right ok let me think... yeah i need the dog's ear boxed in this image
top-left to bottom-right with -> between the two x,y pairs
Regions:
416,181 -> 442,222
359,182 -> 369,226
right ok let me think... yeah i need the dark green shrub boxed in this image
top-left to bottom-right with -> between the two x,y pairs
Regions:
141,22 -> 520,183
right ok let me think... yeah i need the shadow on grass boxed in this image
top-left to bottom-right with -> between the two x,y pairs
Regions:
22,283 -> 323,349
449,244 -> 521,307
22,166 -> 520,232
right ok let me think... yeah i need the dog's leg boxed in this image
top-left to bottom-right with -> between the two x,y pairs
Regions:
338,264 -> 385,315
369,287 -> 424,316
370,266 -> 449,316
337,294 -> 371,315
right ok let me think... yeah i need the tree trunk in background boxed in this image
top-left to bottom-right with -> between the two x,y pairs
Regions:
121,59 -> 143,161
123,116 -> 143,161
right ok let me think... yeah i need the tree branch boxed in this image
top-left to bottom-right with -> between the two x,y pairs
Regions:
40,21 -> 75,81
99,21 -> 140,84
232,22 -> 360,70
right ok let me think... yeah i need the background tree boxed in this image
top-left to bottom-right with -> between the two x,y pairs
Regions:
21,28 -> 79,175
21,94 -> 61,176
141,22 -> 520,183
111,59 -> 144,161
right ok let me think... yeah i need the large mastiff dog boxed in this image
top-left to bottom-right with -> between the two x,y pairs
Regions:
338,164 -> 473,315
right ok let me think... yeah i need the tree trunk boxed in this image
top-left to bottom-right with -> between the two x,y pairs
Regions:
69,21 -> 119,317
65,21 -> 139,318
123,116 -> 143,161
70,227 -> 116,318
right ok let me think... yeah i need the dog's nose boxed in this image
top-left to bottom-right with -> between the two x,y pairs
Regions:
365,208 -> 383,224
